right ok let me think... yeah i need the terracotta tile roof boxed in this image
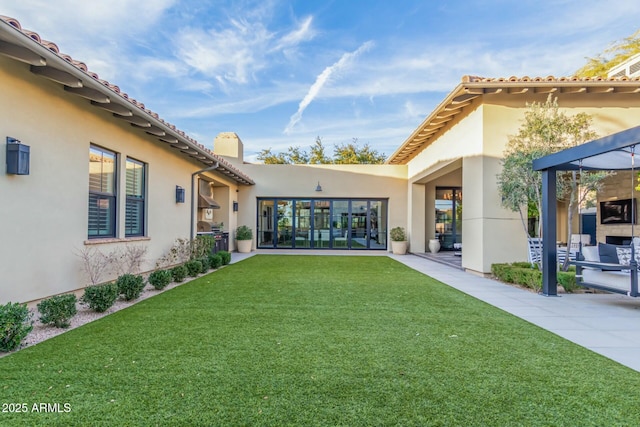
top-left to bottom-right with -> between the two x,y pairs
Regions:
388,74 -> 640,165
0,15 -> 254,185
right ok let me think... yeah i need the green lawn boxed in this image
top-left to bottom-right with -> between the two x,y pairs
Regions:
1,255 -> 638,426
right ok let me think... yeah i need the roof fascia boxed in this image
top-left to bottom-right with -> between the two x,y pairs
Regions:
0,19 -> 254,185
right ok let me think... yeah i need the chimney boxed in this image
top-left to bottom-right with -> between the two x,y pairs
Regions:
213,132 -> 244,163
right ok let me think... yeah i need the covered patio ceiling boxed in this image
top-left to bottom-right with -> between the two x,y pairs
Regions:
533,125 -> 640,296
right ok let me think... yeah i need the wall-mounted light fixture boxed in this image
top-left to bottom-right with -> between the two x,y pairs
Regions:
315,181 -> 322,192
233,201 -> 239,212
176,185 -> 185,203
6,137 -> 30,175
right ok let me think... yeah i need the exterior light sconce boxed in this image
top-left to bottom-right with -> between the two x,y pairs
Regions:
175,185 -> 185,203
6,137 -> 30,175
233,201 -> 239,212
315,181 -> 322,192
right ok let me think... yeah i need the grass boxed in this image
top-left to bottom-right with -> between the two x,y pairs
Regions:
1,255 -> 639,426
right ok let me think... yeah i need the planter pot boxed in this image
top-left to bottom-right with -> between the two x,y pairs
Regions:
237,239 -> 252,253
391,240 -> 408,255
428,239 -> 441,253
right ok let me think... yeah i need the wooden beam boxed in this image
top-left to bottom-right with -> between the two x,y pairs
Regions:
113,113 -> 150,127
451,93 -> 478,103
613,86 -> 640,94
0,41 -> 46,66
534,87 -> 557,94
142,125 -> 166,137
64,86 -> 109,102
30,65 -> 82,87
159,136 -> 179,144
91,100 -> 132,116
560,87 -> 587,94
586,86 -> 614,93
507,87 -> 529,94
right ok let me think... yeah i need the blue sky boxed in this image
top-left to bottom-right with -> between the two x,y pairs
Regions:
2,1 -> 639,161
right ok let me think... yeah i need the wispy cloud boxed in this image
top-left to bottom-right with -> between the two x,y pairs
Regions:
284,41 -> 374,134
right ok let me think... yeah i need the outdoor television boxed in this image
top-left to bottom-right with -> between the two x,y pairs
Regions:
600,198 -> 636,224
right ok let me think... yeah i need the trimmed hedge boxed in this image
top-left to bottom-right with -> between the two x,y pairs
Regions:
171,265 -> 188,283
82,282 -> 119,312
218,250 -> 231,265
116,274 -> 146,301
198,256 -> 211,273
0,302 -> 33,352
37,294 -> 77,328
185,260 -> 203,277
148,270 -> 172,290
491,263 -> 577,293
208,253 -> 222,269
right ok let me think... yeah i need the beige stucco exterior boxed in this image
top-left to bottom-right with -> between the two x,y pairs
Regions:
238,163 -> 407,248
0,55 -> 243,304
4,15 -> 640,303
403,98 -> 640,274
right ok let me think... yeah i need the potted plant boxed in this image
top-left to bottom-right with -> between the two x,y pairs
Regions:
390,227 -> 408,255
235,225 -> 253,253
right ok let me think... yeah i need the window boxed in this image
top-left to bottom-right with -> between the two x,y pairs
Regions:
125,158 -> 146,236
88,146 -> 117,238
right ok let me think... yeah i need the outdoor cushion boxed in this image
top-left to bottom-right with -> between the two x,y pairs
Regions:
582,246 -> 599,262
598,243 -> 620,270
598,243 -> 619,263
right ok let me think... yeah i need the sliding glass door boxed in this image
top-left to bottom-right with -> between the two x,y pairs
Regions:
435,187 -> 462,251
257,198 -> 388,250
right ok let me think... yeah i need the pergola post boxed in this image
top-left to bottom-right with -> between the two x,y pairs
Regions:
541,168 -> 557,296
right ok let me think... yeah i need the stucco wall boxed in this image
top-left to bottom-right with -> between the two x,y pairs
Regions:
0,57 -> 236,303
236,163 -> 408,249
405,101 -> 640,274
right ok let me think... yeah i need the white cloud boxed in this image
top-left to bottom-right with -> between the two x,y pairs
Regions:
273,15 -> 315,51
174,19 -> 272,85
284,41 -> 374,134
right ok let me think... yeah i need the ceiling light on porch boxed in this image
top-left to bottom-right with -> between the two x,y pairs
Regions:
315,181 -> 322,192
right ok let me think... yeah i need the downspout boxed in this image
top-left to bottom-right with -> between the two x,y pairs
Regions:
190,162 -> 219,240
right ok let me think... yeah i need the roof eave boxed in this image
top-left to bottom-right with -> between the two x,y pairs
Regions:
0,17 -> 254,186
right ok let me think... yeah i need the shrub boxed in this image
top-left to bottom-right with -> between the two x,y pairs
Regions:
172,265 -> 187,282
218,250 -> 231,265
193,235 -> 215,259
198,257 -> 211,273
116,274 -> 146,301
208,253 -> 223,269
390,227 -> 406,241
235,225 -> 253,240
491,262 -> 577,293
185,260 -> 203,277
148,270 -> 172,290
558,271 -> 577,293
0,302 -> 33,352
82,282 -> 119,312
37,294 -> 77,328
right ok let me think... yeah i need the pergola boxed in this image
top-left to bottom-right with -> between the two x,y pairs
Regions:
532,125 -> 640,296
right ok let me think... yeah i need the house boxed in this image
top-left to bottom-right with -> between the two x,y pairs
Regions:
2,14 -> 640,304
386,75 -> 640,274
0,16 -> 254,304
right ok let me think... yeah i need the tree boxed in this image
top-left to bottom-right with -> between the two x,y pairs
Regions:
575,29 -> 640,77
309,136 -> 332,164
256,148 -> 288,164
497,96 -> 607,270
257,137 -> 386,164
333,138 -> 386,164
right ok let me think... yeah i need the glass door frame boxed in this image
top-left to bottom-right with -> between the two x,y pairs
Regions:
435,187 -> 462,251
256,197 -> 388,250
